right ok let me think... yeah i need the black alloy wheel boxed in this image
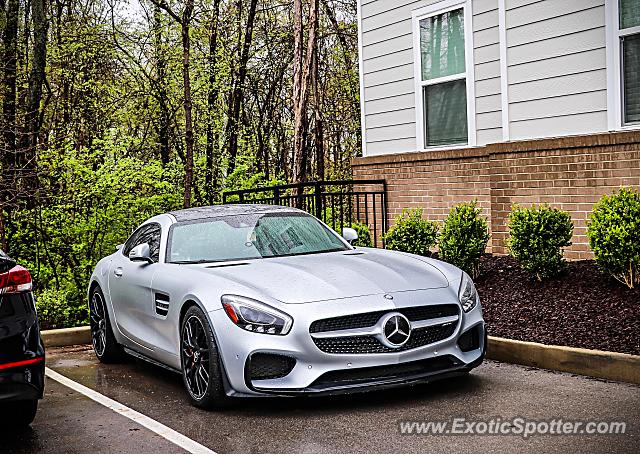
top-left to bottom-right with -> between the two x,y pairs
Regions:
180,305 -> 231,409
89,286 -> 125,363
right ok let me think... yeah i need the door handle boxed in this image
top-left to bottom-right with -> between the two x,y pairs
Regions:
114,267 -> 123,277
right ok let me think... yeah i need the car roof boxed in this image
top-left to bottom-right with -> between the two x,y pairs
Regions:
168,204 -> 302,222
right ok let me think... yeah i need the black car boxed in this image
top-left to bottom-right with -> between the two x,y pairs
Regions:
0,249 -> 45,428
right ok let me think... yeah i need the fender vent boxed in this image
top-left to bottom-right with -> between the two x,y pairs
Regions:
155,293 -> 170,317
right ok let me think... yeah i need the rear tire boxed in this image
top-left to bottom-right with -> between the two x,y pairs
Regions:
89,285 -> 126,363
180,305 -> 232,410
0,400 -> 38,429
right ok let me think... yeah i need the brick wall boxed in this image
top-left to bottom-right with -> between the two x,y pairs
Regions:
352,131 -> 640,260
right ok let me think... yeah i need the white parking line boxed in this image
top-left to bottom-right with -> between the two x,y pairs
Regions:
45,367 -> 217,454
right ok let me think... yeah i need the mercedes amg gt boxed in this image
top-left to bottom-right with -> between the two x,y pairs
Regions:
88,205 -> 485,409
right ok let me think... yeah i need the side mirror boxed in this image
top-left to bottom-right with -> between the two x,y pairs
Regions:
115,244 -> 124,251
342,227 -> 358,244
129,243 -> 152,263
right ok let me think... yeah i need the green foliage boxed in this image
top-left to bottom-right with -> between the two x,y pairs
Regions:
35,288 -> 88,330
587,187 -> 640,289
384,209 -> 439,256
507,205 -> 573,281
3,0 -> 362,329
438,201 -> 490,278
8,140 -> 182,321
351,222 -> 373,248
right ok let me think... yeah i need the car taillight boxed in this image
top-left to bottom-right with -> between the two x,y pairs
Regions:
0,265 -> 32,294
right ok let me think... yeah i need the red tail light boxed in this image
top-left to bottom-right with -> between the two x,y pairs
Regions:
0,265 -> 33,294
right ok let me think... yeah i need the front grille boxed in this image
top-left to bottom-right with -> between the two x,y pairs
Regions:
312,323 -> 457,354
310,356 -> 458,389
309,304 -> 458,333
248,353 -> 296,380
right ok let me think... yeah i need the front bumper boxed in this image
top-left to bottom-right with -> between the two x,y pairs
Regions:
209,286 -> 485,397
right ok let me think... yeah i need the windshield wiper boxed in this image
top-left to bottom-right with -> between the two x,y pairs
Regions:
171,259 -> 219,264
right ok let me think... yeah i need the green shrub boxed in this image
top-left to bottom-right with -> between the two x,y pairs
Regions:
507,204 -> 573,281
384,208 -> 439,256
351,222 -> 373,248
587,187 -> 640,289
36,288 -> 88,330
439,201 -> 490,278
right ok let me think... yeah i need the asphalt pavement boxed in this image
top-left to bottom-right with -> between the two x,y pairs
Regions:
2,345 -> 638,453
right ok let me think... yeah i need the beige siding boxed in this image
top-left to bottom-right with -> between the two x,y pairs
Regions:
360,0 -> 502,155
359,0 -> 610,155
504,0 -> 608,140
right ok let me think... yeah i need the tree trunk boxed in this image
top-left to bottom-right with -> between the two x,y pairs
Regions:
181,0 -> 194,208
154,5 -> 170,165
312,27 -> 324,181
150,0 -> 195,207
292,0 -> 319,186
0,0 -> 19,251
22,0 -> 48,154
2,0 -> 18,155
205,0 -> 221,204
226,0 -> 258,173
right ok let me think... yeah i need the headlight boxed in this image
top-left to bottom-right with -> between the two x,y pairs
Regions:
458,272 -> 479,313
221,295 -> 293,335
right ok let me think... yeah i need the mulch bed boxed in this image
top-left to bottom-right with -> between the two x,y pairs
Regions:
474,255 -> 640,356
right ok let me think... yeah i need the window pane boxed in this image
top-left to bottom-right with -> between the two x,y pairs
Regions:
423,79 -> 468,146
623,33 -> 640,124
620,0 -> 640,29
420,8 -> 465,80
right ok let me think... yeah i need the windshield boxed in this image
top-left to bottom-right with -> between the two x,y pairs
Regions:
167,212 -> 349,263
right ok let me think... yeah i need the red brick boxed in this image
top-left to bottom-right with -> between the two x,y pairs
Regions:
353,131 -> 640,257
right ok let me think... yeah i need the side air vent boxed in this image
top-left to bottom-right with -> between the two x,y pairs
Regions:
155,293 -> 170,317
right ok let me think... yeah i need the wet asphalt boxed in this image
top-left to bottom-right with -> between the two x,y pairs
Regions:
2,345 -> 638,454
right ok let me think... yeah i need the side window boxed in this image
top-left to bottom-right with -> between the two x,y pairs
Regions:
139,225 -> 161,262
122,224 -> 161,262
122,226 -> 146,256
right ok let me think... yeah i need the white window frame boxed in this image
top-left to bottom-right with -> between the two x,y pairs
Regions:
412,0 -> 476,151
606,0 -> 640,130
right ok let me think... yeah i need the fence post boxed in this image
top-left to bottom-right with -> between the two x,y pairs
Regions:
314,181 -> 322,220
274,187 -> 281,205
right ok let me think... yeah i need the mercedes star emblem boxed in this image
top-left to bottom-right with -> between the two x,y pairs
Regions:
378,312 -> 411,348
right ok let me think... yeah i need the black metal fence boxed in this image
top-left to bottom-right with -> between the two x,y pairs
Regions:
222,180 -> 388,246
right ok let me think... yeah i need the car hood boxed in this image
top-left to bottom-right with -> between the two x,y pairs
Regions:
196,248 -> 449,304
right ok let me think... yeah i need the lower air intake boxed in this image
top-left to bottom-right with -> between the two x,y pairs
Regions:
248,353 -> 296,381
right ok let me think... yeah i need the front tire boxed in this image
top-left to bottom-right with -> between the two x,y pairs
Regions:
89,285 -> 126,363
180,305 -> 231,410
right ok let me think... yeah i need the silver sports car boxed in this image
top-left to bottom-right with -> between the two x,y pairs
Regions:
88,205 -> 485,409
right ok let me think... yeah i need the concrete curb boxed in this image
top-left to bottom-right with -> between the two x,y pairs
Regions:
40,327 -> 640,385
42,326 -> 91,348
487,336 -> 640,385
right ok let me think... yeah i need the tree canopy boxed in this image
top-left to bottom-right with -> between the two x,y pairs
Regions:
0,0 -> 360,327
